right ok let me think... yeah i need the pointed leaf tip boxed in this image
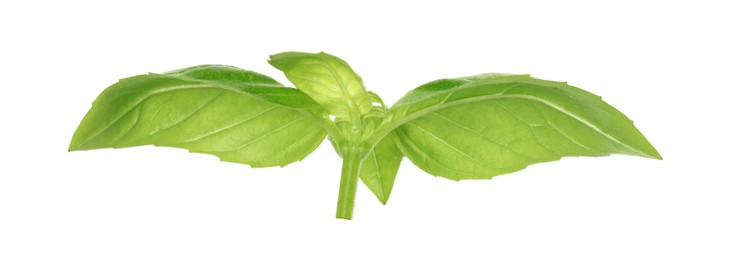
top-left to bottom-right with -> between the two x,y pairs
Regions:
268,51 -> 372,119
386,74 -> 662,180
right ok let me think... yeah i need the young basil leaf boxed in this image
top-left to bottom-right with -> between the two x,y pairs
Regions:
376,74 -> 661,180
331,116 -> 403,204
359,117 -> 403,204
69,65 -> 328,167
268,52 -> 372,119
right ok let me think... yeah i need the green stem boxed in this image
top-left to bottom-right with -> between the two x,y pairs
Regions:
336,146 -> 364,220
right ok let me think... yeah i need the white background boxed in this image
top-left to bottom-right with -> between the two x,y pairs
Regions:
1,0 -> 728,259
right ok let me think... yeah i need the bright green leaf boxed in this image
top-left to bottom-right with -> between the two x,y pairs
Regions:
359,117 -> 403,204
69,65 -> 327,168
377,74 -> 661,180
70,52 -> 662,220
268,52 -> 371,119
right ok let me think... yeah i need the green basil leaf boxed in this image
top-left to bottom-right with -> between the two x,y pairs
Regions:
69,65 -> 328,168
359,118 -> 403,204
268,52 -> 371,119
379,74 -> 661,180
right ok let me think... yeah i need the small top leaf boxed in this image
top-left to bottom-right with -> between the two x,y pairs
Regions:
269,52 -> 372,119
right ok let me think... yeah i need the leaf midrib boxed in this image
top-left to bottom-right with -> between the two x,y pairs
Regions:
74,82 -> 294,150
383,93 -> 653,158
312,58 -> 362,116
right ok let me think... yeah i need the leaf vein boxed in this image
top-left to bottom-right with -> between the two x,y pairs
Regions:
244,128 -> 324,164
149,90 -> 225,137
404,121 -> 502,170
222,118 -> 307,152
431,112 -> 539,161
75,83 -> 296,149
370,148 -> 384,197
494,101 -> 560,156
396,130 -> 465,179
181,105 -> 279,143
112,105 -> 143,145
388,92 -> 650,158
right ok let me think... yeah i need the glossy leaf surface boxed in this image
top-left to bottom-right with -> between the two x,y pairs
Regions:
69,52 -> 662,220
381,74 -> 661,180
69,65 -> 327,167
